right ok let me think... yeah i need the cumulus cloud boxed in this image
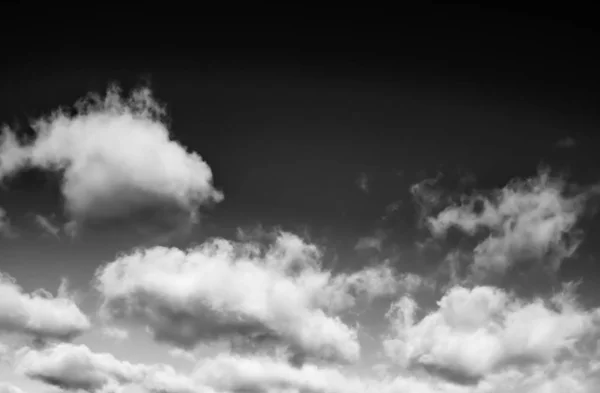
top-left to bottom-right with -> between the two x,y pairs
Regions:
16,343 -> 206,393
95,231 -> 412,364
425,170 -> 595,281
383,282 -> 600,386
0,85 -> 222,237
0,272 -> 89,342
15,344 -> 445,393
13,325 -> 600,393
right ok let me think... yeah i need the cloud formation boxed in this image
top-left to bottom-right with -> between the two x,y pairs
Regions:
95,231 -> 412,364
15,343 -> 165,393
0,85 -> 222,237
0,272 -> 89,342
384,283 -> 600,385
425,171 -> 594,281
16,340 -> 600,393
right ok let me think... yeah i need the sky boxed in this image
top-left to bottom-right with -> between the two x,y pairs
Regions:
2,11 -> 600,393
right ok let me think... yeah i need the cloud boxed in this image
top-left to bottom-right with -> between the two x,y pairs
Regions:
425,170 -> 595,281
410,174 -> 449,227
16,343 -> 205,393
12,319 -> 600,393
356,172 -> 369,193
0,85 -> 222,237
0,272 -> 90,342
95,231 -> 410,364
33,214 -> 60,239
0,207 -> 16,238
355,229 -> 387,252
16,343 -> 156,393
556,136 -> 577,148
383,282 -> 600,386
100,326 -> 129,341
167,347 -> 197,362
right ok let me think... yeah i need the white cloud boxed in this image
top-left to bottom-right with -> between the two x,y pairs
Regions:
426,171 -> 593,279
16,343 -> 155,393
95,231 -> 409,364
135,350 -> 600,393
4,81 -> 600,393
13,330 -> 600,393
0,85 -> 222,236
0,272 -> 89,342
383,282 -> 600,386
100,326 -> 129,341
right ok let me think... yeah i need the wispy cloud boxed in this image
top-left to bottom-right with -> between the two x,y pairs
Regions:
424,170 -> 596,282
100,326 -> 129,341
0,207 -> 16,238
355,229 -> 387,252
33,214 -> 61,239
555,136 -> 577,148
356,172 -> 369,193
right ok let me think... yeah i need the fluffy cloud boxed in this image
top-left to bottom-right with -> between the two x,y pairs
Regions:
0,272 -> 89,342
15,343 -> 204,393
383,282 -> 600,386
14,332 -> 600,393
14,343 -> 437,393
16,343 -> 160,393
425,171 -> 594,280
95,231 -> 412,364
0,85 -> 222,236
